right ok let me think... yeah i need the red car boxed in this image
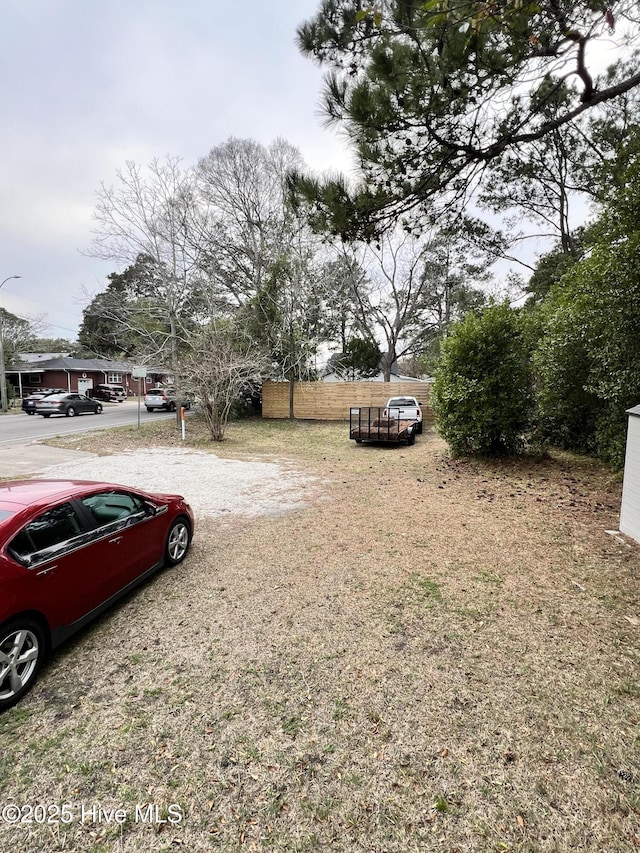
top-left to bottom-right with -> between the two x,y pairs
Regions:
0,479 -> 194,710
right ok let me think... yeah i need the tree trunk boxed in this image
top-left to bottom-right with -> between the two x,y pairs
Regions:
169,308 -> 182,429
288,320 -> 295,419
288,369 -> 295,420
382,350 -> 394,382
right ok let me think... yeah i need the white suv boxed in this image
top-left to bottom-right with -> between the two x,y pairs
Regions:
144,388 -> 191,412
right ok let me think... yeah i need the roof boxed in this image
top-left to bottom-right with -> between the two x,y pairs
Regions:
321,370 -> 431,383
7,357 -> 170,374
626,405 -> 640,418
17,352 -> 72,362
8,357 -> 135,373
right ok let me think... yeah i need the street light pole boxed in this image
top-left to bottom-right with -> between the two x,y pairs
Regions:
0,275 -> 22,413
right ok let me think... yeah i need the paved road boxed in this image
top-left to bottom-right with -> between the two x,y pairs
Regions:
0,400 -> 185,478
0,399 -> 178,447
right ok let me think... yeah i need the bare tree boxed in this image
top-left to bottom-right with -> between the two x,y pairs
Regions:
198,138 -> 337,417
340,227 -> 488,380
88,157 -> 204,380
249,229 -> 329,417
196,138 -> 310,322
196,138 -> 305,311
181,322 -> 266,441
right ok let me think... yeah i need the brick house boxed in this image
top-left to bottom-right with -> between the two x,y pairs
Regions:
7,357 -> 171,399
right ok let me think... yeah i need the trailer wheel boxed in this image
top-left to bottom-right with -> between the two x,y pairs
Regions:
407,430 -> 416,446
355,439 -> 363,444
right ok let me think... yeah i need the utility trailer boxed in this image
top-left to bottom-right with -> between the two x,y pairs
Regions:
349,406 -> 418,446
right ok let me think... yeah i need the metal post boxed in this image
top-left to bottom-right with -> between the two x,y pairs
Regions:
0,276 -> 22,413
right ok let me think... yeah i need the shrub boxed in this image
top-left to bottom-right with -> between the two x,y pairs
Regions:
534,236 -> 640,468
533,304 -> 601,455
431,302 -> 534,456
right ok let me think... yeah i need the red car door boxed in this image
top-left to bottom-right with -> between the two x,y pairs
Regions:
75,490 -> 165,587
7,501 -> 127,628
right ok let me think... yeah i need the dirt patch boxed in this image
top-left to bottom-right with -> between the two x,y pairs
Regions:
1,418 -> 639,852
39,446 -> 322,520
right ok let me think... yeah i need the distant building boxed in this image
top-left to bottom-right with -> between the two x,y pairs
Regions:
321,355 -> 431,383
7,357 -> 171,398
321,368 -> 430,383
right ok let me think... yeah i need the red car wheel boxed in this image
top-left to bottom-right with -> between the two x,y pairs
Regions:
0,619 -> 46,711
165,518 -> 191,566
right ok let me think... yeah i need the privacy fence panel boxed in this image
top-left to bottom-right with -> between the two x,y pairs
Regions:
262,380 -> 434,422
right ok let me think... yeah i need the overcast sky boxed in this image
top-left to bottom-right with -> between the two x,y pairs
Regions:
1,0 -> 354,342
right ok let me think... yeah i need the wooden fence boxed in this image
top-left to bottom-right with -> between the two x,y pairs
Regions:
262,380 -> 434,422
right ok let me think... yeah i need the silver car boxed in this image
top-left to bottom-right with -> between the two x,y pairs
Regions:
144,388 -> 192,413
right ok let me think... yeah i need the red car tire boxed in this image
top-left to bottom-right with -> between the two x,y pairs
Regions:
165,517 -> 191,566
0,618 -> 46,711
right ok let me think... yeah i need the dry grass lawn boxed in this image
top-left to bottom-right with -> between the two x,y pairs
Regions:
1,417 -> 639,852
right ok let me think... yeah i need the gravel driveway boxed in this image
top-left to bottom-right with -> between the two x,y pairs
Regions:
39,447 -> 320,519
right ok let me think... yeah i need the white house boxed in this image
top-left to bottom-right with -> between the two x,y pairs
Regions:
321,355 -> 432,383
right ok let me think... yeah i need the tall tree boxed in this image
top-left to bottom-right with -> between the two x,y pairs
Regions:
88,157 -> 204,379
319,254 -> 370,351
575,57 -> 640,202
294,1 -> 640,238
3,310 -> 39,365
79,255 -> 172,358
479,96 -> 585,256
241,236 -> 329,417
534,129 -> 640,466
480,62 -> 640,259
198,138 -> 341,417
196,138 -> 305,312
341,226 -> 487,380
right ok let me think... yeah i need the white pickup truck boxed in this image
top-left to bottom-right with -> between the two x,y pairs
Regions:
383,396 -> 423,434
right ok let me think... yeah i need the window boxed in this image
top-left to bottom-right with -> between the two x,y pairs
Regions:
80,491 -> 146,527
9,503 -> 84,567
387,398 -> 416,407
107,373 -> 122,383
27,374 -> 42,385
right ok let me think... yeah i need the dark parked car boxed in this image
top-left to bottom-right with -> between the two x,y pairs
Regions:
0,479 -> 194,709
91,384 -> 127,402
34,393 -> 103,418
21,388 -> 66,415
